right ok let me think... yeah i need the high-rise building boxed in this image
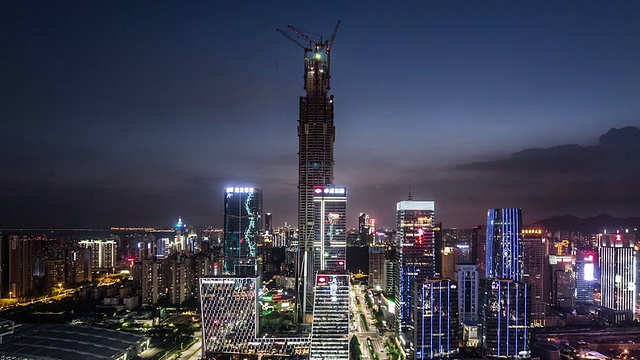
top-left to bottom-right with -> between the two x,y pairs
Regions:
312,186 -> 347,271
472,225 -> 486,279
280,23 -> 339,323
549,254 -> 575,308
486,208 -> 522,281
441,246 -> 456,280
359,213 -> 374,245
223,187 -> 263,277
369,245 -> 386,291
265,212 -> 273,234
479,279 -> 530,358
175,216 -> 186,254
200,276 -> 260,356
414,279 -> 459,359
66,248 -> 91,285
79,239 -> 116,271
44,259 -> 65,288
309,270 -> 350,360
395,200 -> 436,341
575,250 -> 597,303
434,222 -> 443,278
599,233 -> 636,318
4,235 -> 35,298
455,264 -> 479,324
522,227 -> 548,327
481,209 -> 530,356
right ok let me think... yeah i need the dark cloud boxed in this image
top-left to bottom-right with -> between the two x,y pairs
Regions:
443,126 -> 640,224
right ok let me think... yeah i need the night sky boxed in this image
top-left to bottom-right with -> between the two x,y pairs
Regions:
2,1 -> 640,229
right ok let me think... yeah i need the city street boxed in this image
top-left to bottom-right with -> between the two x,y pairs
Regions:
351,284 -> 388,360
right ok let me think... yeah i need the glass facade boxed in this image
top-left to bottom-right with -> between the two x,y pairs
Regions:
297,41 -> 336,322
414,279 -> 459,359
313,186 -> 347,271
395,200 -> 436,342
455,264 -> 479,324
309,270 -> 350,360
575,250 -> 597,303
522,228 -> 548,326
223,187 -> 263,277
599,234 -> 636,313
486,208 -> 522,281
199,276 -> 259,355
479,279 -> 530,358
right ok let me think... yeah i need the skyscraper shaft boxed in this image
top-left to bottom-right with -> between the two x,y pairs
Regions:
297,44 -> 335,320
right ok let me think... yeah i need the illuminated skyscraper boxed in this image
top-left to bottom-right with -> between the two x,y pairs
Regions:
312,186 -> 347,271
414,279 -> 459,359
175,216 -> 186,254
481,209 -> 530,356
479,279 -> 530,358
78,239 -> 116,271
575,250 -> 597,303
455,264 -> 479,324
309,270 -> 350,359
278,22 -> 340,322
223,187 -> 263,277
522,227 -> 548,326
486,208 -> 522,281
599,233 -> 636,319
200,276 -> 260,356
395,200 -> 436,343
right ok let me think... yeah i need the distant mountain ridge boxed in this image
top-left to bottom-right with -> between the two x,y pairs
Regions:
533,214 -> 640,233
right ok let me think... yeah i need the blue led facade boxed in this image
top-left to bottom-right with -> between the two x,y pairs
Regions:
479,279 -> 530,358
486,208 -> 522,281
395,201 -> 436,342
414,279 -> 459,359
223,187 -> 263,277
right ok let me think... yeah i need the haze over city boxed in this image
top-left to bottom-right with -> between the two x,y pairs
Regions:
3,1 -> 639,228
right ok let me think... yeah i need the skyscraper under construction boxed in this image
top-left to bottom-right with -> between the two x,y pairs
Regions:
278,21 -> 340,322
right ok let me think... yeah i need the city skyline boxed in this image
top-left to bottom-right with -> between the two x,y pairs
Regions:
3,1 -> 640,229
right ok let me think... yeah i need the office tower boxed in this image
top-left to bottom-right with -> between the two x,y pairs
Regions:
472,225 -> 486,279
200,276 -> 260,356
434,222 -> 443,278
312,186 -> 347,271
441,246 -> 456,280
278,23 -> 340,323
223,187 -> 263,277
175,216 -> 186,254
481,209 -> 530,356
575,250 -> 597,303
549,254 -> 575,308
359,213 -> 374,245
385,249 -> 397,297
599,233 -> 636,319
486,208 -> 523,281
265,212 -> 273,234
479,279 -> 530,358
414,279 -> 459,359
66,248 -> 91,285
369,245 -> 386,290
395,200 -> 436,340
522,227 -> 549,327
455,264 -> 479,324
79,239 -> 117,271
309,270 -> 350,360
